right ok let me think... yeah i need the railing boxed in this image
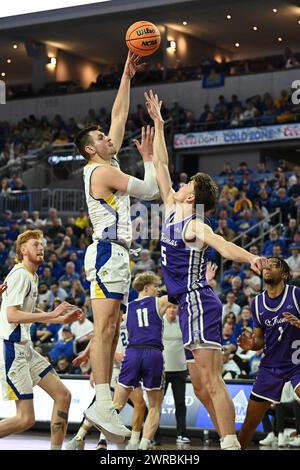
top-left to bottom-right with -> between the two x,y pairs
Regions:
0,189 -> 85,215
0,189 -> 51,214
52,189 -> 86,213
174,112 -> 300,134
220,208 -> 282,277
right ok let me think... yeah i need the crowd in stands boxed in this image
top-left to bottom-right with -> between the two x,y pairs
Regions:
1,87 -> 300,178
7,47 -> 300,100
0,157 -> 299,379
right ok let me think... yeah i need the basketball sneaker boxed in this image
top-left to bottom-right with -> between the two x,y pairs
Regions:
125,441 -> 140,450
84,402 -> 131,443
278,433 -> 289,447
65,436 -> 85,450
176,435 -> 191,444
290,436 -> 300,448
259,432 -> 277,446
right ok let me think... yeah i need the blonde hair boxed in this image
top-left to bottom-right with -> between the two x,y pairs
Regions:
16,230 -> 44,262
132,272 -> 160,293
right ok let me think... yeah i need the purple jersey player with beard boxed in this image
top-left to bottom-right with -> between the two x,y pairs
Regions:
238,257 -> 300,449
144,89 -> 267,450
113,272 -> 170,450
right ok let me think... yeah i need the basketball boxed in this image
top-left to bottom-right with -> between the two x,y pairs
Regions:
126,21 -> 161,56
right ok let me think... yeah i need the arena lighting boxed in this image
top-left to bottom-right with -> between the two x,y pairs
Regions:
226,14 -> 232,20
1,73 -> 5,77
298,20 -> 300,24
167,40 -> 176,51
0,1 -> 111,18
235,42 -> 240,47
13,44 -> 18,49
6,59 -> 11,63
278,37 -> 283,42
253,26 -> 258,31
182,21 -> 187,25
273,8 -> 278,13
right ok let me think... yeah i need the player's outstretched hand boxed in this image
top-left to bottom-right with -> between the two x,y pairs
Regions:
0,282 -> 7,295
61,308 -> 83,324
250,256 -> 268,275
73,348 -> 90,367
124,51 -> 146,79
133,125 -> 154,162
144,89 -> 164,123
206,262 -> 218,282
283,312 -> 300,329
237,332 -> 256,351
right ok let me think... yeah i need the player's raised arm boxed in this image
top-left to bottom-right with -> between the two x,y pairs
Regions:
109,52 -> 145,154
191,219 -> 267,275
93,125 -> 159,200
144,90 -> 174,207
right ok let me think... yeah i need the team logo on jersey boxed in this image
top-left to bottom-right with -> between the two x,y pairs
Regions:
286,305 -> 294,310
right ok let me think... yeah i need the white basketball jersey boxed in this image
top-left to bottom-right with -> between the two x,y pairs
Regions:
0,264 -> 38,343
83,157 -> 132,248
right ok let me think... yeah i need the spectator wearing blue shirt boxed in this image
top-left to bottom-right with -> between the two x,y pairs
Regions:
272,243 -> 283,259
235,162 -> 254,176
49,282 -> 69,306
48,253 -> 64,279
236,210 -> 258,238
39,265 -> 57,287
221,322 -> 237,353
49,326 -> 75,363
262,228 -> 286,256
0,241 -> 8,265
55,236 -> 76,264
233,306 -> 254,339
35,323 -> 62,344
269,188 -> 292,222
5,222 -> 20,244
69,251 -> 83,273
221,262 -> 245,292
0,210 -> 15,235
216,199 -> 234,218
58,261 -> 80,294
217,209 -> 237,232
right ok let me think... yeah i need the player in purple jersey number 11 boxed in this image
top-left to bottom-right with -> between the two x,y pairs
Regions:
238,257 -> 300,449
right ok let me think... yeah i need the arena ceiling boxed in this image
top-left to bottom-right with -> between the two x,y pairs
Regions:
0,0 -> 299,81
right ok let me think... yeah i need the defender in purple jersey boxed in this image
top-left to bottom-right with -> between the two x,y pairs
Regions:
113,272 -> 171,450
238,257 -> 300,449
144,89 -> 267,450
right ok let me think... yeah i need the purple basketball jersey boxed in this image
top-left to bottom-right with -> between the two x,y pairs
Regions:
126,296 -> 163,349
251,285 -> 300,369
161,211 -> 209,299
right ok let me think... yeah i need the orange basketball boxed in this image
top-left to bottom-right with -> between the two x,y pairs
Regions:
126,21 -> 161,56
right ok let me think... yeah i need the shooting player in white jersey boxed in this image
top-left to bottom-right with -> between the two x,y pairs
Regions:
74,52 -> 159,442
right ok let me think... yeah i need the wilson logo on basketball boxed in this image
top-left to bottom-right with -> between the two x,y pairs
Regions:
137,28 -> 155,36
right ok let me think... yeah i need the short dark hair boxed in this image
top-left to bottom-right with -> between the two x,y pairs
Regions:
191,172 -> 218,212
74,125 -> 102,160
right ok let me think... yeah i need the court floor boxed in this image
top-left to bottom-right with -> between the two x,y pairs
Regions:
0,432 -> 298,450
